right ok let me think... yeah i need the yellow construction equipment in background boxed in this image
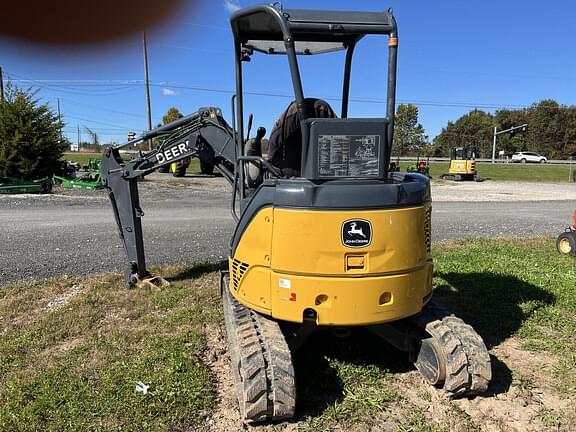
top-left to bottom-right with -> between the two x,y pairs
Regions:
441,146 -> 484,181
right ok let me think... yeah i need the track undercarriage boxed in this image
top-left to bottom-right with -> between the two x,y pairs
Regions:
221,273 -> 491,424
440,173 -> 484,182
221,275 -> 296,423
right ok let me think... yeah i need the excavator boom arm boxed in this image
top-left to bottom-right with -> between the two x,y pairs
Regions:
101,107 -> 237,285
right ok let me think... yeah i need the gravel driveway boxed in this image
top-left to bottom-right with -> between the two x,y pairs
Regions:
0,176 -> 574,285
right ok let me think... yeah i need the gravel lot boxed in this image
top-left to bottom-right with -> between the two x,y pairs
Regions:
0,175 -> 574,285
432,179 -> 576,202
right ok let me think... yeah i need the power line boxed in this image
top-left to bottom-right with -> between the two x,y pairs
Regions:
4,69 -> 575,143
56,98 -> 146,119
5,72 -> 575,111
64,114 -> 139,130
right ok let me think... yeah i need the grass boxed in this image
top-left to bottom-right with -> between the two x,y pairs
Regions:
1,239 -> 575,430
296,338 -> 402,432
0,267 -> 220,432
62,152 -> 203,174
62,152 -> 101,167
64,151 -> 575,182
401,161 -> 575,182
433,237 -> 576,401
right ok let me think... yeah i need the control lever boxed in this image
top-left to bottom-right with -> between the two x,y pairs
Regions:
245,126 -> 267,188
245,113 -> 253,144
252,127 -> 266,156
245,127 -> 266,157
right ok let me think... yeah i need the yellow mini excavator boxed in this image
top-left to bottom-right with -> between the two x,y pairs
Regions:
101,4 -> 491,424
440,146 -> 484,181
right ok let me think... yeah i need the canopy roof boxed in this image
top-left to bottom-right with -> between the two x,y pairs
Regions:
231,6 -> 396,55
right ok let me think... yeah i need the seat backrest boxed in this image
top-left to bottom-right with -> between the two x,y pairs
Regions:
267,98 -> 336,177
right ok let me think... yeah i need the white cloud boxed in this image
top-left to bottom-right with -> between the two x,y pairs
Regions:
223,0 -> 241,14
162,88 -> 177,96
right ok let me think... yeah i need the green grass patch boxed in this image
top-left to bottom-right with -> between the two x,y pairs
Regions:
62,152 -> 101,166
0,268 -> 220,432
65,152 -> 575,181
433,237 -> 576,396
400,161 -> 575,182
63,152 -> 205,175
188,158 -> 201,174
433,238 -> 576,346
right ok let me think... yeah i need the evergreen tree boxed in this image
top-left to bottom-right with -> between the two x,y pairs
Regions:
0,83 -> 67,179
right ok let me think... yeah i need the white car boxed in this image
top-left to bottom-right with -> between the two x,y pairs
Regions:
511,152 -> 547,164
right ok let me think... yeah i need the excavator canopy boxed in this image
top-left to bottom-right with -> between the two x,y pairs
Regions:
231,6 -> 397,54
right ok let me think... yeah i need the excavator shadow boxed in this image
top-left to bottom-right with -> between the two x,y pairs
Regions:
163,261 -> 227,283
432,271 -> 555,395
292,327 -> 514,418
292,329 -> 413,419
433,271 -> 555,349
292,270 -> 549,415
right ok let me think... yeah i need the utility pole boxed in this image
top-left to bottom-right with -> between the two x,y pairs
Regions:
77,124 -> 81,151
57,98 -> 63,141
143,30 -> 153,151
0,66 -> 4,102
492,123 -> 528,163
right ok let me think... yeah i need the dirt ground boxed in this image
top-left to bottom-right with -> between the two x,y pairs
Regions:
199,325 -> 575,432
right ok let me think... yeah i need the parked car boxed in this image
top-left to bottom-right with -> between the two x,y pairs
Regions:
511,151 -> 547,163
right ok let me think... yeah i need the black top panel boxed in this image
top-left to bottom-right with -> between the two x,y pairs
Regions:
284,9 -> 393,27
231,5 -> 396,53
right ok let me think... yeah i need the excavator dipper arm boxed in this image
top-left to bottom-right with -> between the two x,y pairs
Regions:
101,107 -> 237,286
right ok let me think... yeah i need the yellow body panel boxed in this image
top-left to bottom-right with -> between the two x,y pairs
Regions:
449,160 -> 476,175
230,206 -> 433,326
269,265 -> 432,325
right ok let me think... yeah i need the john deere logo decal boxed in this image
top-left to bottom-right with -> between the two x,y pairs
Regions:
342,219 -> 372,248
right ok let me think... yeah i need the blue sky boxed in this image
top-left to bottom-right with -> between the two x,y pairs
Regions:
1,0 -> 574,145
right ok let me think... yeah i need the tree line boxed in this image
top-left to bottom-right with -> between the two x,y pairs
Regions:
1,82 -> 575,181
395,100 -> 576,159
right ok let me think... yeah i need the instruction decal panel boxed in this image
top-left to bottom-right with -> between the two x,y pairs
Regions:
318,134 -> 380,177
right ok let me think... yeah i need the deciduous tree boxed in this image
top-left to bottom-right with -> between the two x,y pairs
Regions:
394,104 -> 428,156
162,107 -> 184,125
434,109 -> 494,157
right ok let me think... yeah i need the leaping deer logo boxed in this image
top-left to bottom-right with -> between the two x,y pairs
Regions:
347,222 -> 366,238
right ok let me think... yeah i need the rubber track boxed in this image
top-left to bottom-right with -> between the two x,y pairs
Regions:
222,287 -> 296,423
418,317 -> 470,396
423,301 -> 492,395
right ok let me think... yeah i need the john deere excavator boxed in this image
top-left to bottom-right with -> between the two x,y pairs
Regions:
440,146 -> 484,181
101,4 -> 491,423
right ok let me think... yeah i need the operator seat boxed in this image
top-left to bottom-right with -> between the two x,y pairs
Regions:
267,98 -> 336,177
